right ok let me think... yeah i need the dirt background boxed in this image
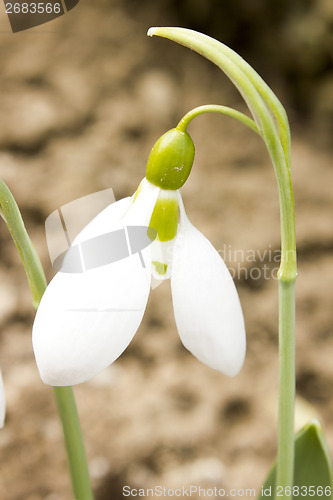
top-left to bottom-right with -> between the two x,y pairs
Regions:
0,1 -> 333,499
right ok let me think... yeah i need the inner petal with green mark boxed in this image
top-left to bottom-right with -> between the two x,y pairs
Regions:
149,191 -> 179,242
148,190 -> 179,281
152,261 -> 168,276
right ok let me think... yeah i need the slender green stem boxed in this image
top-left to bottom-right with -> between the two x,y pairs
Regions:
0,178 -> 94,500
54,387 -> 94,500
0,178 -> 47,309
277,281 -> 296,496
176,104 -> 260,135
149,28 -> 298,500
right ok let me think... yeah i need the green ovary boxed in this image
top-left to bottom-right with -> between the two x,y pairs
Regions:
149,197 -> 179,242
145,128 -> 195,190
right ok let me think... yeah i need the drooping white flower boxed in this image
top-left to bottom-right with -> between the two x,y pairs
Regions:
32,128 -> 246,386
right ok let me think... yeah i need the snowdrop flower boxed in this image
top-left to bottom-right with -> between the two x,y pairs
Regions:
33,128 -> 246,386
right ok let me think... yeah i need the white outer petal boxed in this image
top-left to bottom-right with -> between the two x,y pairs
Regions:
33,184 -> 159,386
73,196 -> 132,244
124,178 -> 160,226
33,252 -> 151,386
171,196 -> 246,376
0,370 -> 5,428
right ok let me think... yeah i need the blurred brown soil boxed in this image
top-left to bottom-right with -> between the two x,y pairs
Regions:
0,2 -> 333,499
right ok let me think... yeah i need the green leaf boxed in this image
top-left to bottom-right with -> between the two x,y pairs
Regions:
259,420 -> 333,499
0,178 -> 47,309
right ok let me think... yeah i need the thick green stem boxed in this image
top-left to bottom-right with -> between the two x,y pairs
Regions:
277,280 -> 296,497
148,27 -> 298,500
0,178 -> 94,500
177,103 -> 296,500
148,28 -> 296,277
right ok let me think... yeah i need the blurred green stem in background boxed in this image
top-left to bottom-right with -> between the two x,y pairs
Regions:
0,178 -> 94,500
149,27 -> 297,499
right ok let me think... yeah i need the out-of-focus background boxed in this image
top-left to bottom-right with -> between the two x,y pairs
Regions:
0,1 -> 332,499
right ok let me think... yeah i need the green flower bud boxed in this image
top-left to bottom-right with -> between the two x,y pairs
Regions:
146,128 -> 195,190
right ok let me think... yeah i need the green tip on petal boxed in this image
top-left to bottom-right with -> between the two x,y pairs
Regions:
149,196 -> 179,241
146,128 -> 195,190
152,261 -> 168,276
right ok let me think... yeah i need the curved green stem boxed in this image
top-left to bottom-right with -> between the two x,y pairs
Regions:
0,178 -> 94,500
148,27 -> 296,281
149,27 -> 297,499
0,178 -> 47,309
176,104 -> 260,135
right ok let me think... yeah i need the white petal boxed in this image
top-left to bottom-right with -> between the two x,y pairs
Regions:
33,189 -> 157,386
123,178 -> 160,226
73,196 -> 132,244
52,197 -> 133,273
0,370 -> 5,428
171,197 -> 246,376
33,250 -> 151,385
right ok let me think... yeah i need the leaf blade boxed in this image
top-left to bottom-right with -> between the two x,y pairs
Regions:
259,420 -> 333,499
